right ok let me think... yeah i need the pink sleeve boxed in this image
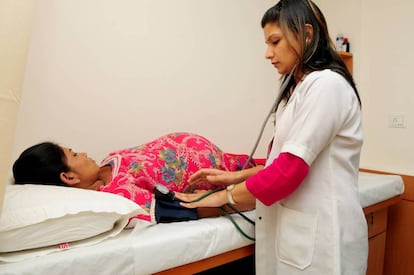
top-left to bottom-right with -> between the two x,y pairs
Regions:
245,152 -> 309,206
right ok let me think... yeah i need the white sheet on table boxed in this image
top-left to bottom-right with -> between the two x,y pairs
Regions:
358,172 -> 404,208
132,211 -> 255,274
0,211 -> 255,275
0,172 -> 405,275
0,229 -> 136,275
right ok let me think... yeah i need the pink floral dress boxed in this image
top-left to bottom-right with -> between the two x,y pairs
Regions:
98,132 -> 258,222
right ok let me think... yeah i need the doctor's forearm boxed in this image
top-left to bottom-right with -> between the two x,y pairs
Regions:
237,165 -> 264,182
231,182 -> 257,205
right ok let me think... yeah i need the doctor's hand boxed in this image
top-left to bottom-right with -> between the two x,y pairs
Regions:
174,189 -> 227,208
188,168 -> 243,187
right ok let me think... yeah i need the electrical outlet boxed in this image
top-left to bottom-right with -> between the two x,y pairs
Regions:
389,114 -> 406,128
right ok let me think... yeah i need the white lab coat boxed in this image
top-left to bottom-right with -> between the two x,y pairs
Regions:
255,70 -> 368,275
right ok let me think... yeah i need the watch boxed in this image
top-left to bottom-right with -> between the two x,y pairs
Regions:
226,184 -> 237,205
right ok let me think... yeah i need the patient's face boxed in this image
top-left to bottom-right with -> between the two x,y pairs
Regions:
62,147 -> 101,189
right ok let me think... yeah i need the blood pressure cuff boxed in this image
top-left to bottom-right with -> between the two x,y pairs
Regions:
155,199 -> 198,223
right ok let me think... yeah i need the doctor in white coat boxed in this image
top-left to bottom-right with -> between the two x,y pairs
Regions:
176,0 -> 368,274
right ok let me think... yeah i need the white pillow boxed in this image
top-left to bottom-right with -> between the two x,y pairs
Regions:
0,184 -> 148,258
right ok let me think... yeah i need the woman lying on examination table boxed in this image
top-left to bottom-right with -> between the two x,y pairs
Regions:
12,132 -> 263,223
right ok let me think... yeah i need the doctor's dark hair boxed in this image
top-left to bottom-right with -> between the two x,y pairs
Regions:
262,0 -> 361,106
13,142 -> 68,186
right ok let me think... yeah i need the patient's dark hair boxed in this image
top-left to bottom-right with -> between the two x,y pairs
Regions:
13,142 -> 69,186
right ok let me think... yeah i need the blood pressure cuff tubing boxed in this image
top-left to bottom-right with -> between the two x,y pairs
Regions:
155,199 -> 198,223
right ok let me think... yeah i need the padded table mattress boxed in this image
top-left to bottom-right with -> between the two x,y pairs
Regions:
358,172 -> 404,208
0,172 -> 405,275
0,211 -> 255,275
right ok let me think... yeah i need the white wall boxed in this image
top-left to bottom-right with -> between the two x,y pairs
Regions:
11,0 -> 414,176
318,0 -> 414,175
13,0 -> 277,163
0,0 -> 34,214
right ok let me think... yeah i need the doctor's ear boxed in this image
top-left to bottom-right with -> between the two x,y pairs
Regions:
60,172 -> 80,186
304,24 -> 314,44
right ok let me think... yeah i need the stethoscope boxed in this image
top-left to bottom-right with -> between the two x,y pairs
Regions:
154,65 -> 297,241
243,64 -> 296,168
